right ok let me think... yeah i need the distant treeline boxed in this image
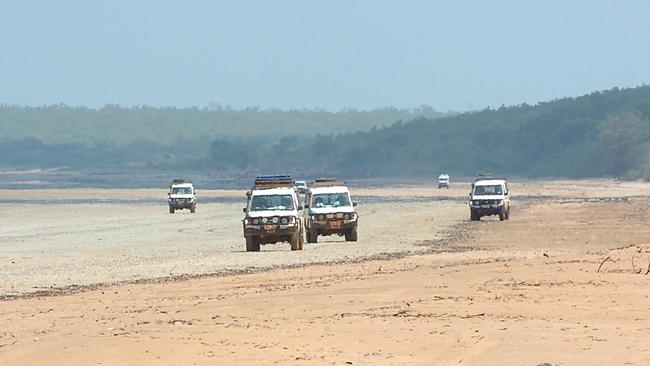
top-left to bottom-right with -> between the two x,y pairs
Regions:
0,104 -> 443,145
207,85 -> 650,179
2,86 -> 650,179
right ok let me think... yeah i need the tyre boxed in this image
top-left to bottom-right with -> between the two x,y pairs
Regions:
246,236 -> 260,252
306,229 -> 315,243
190,204 -> 196,213
505,208 -> 510,220
470,211 -> 480,221
499,209 -> 506,221
290,232 -> 302,251
345,227 -> 358,242
169,206 -> 175,214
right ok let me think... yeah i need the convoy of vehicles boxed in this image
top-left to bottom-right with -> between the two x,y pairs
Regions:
241,175 -> 305,252
437,173 -> 450,189
168,179 -> 196,213
468,175 -> 510,221
303,179 -> 358,243
168,172 -> 509,252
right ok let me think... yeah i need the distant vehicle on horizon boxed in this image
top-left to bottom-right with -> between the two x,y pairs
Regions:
294,180 -> 308,194
437,174 -> 450,189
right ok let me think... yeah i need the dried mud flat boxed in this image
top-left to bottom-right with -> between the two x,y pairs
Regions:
1,180 -> 650,365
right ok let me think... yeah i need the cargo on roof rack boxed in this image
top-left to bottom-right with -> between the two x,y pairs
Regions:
253,174 -> 294,189
312,178 -> 345,187
475,174 -> 506,182
171,179 -> 191,185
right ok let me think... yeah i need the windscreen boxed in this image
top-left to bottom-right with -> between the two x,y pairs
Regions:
250,194 -> 295,211
312,193 -> 351,208
171,187 -> 192,195
473,185 -> 503,195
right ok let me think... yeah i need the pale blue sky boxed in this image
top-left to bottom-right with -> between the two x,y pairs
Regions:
1,0 -> 649,111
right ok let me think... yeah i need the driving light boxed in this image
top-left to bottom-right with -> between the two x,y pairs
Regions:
272,216 -> 279,224
253,218 -> 260,225
261,217 -> 268,224
281,217 -> 288,224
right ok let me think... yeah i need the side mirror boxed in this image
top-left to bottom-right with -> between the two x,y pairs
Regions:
298,205 -> 303,210
242,207 -> 247,213
353,202 -> 358,207
304,204 -> 310,209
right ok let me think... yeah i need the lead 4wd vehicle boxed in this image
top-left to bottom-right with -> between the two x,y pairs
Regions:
469,175 -> 510,221
242,175 -> 304,252
168,179 -> 196,213
304,179 -> 358,243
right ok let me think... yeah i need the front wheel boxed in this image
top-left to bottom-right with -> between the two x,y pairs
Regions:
290,232 -> 302,251
190,204 -> 196,213
306,229 -> 318,243
470,211 -> 480,221
246,237 -> 260,252
345,227 -> 358,241
499,208 -> 506,221
169,206 -> 175,214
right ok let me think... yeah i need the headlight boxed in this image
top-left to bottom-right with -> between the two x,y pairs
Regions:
244,218 -> 250,225
253,218 -> 260,225
495,200 -> 502,205
281,217 -> 288,224
343,213 -> 351,220
271,216 -> 279,224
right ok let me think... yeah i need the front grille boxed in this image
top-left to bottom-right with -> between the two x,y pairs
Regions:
477,200 -> 499,205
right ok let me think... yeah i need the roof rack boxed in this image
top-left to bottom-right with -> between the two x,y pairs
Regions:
312,178 -> 346,188
474,174 -> 506,182
171,179 -> 192,185
253,174 -> 294,189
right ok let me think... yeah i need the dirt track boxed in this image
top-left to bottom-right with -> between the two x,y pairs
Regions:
1,180 -> 650,365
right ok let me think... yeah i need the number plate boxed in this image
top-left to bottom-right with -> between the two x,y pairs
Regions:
329,221 -> 341,229
264,225 -> 275,231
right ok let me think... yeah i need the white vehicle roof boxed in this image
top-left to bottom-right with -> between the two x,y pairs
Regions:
171,183 -> 194,188
438,174 -> 449,177
474,179 -> 506,186
309,186 -> 350,195
251,187 -> 296,196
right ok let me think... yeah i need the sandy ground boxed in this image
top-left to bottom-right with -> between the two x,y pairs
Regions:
2,180 -> 650,365
0,186 -> 467,296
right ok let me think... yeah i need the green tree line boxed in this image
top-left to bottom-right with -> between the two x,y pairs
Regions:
2,86 -> 650,180
207,85 -> 650,179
